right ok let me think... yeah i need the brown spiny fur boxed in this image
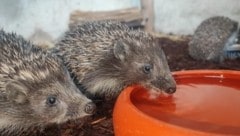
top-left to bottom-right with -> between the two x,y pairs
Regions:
188,16 -> 239,62
53,21 -> 176,100
0,30 -> 95,136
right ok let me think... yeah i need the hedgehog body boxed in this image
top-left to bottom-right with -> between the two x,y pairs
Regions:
0,30 -> 95,135
53,21 -> 176,100
188,16 -> 239,62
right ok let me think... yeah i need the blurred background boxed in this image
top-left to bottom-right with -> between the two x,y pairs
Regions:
0,0 -> 240,47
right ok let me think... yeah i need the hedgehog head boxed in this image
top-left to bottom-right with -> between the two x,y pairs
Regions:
3,54 -> 95,126
82,33 -> 176,99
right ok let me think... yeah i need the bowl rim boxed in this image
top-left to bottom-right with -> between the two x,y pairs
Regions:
172,69 -> 240,77
115,69 -> 240,135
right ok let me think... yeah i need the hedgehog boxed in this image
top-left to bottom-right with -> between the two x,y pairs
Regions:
188,16 -> 240,62
52,21 -> 176,100
0,30 -> 96,135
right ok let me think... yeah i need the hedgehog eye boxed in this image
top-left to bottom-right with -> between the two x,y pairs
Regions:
143,64 -> 153,74
46,96 -> 57,106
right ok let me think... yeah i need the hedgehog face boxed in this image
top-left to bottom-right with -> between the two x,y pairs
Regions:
113,39 -> 176,94
28,80 -> 95,124
5,69 -> 95,124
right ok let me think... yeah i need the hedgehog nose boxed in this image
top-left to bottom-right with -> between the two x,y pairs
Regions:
84,102 -> 96,114
165,87 -> 176,94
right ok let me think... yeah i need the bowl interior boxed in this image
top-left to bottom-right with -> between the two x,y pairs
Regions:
130,70 -> 240,135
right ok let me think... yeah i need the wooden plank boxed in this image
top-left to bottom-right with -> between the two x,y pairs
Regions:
69,8 -> 144,29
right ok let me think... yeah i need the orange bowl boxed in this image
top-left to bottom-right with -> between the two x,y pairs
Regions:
113,70 -> 240,136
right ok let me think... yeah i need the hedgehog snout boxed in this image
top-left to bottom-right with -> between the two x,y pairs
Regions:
151,76 -> 176,94
164,77 -> 177,94
164,86 -> 176,94
84,102 -> 96,115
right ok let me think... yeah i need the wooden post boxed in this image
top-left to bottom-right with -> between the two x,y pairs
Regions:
141,0 -> 154,32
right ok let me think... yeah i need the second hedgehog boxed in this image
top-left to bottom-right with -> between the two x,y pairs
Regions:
53,21 -> 176,100
188,16 -> 240,62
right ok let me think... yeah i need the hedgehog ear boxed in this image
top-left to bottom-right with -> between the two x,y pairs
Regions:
113,40 -> 130,61
5,81 -> 28,104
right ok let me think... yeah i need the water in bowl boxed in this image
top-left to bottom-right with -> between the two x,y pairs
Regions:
131,75 -> 240,135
